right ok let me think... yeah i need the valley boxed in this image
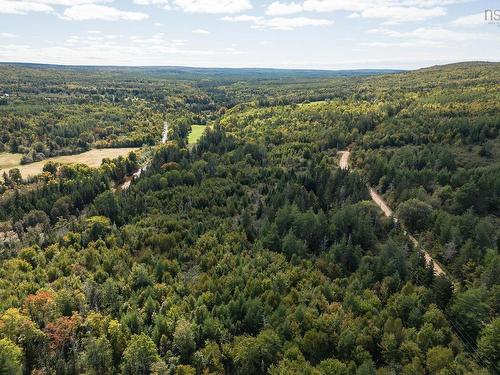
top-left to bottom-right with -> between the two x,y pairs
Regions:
0,62 -> 498,375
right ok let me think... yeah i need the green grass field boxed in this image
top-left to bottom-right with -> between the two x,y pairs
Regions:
0,148 -> 138,179
188,125 -> 206,144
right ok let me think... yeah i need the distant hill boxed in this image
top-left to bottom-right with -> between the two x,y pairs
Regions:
0,62 -> 403,79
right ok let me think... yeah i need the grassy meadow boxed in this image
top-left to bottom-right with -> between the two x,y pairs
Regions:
0,148 -> 138,179
188,125 -> 207,145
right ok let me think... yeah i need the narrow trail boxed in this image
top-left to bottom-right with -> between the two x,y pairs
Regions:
118,120 -> 169,190
338,150 -> 446,276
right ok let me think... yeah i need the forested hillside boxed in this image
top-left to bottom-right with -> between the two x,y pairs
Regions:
0,63 -> 384,165
0,62 -> 498,375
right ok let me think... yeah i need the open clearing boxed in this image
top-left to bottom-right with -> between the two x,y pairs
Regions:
0,153 -> 23,171
0,148 -> 138,179
188,125 -> 206,145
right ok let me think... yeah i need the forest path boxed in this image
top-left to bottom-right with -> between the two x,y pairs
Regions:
338,150 -> 446,276
118,120 -> 169,190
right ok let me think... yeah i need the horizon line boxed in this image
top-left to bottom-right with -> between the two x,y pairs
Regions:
1,60 -> 498,73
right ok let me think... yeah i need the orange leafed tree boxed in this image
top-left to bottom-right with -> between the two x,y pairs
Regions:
44,314 -> 81,352
23,290 -> 57,328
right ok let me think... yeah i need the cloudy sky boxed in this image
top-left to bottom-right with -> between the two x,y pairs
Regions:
0,0 -> 499,69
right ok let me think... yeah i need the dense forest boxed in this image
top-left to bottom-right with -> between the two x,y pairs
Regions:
0,62 -> 498,375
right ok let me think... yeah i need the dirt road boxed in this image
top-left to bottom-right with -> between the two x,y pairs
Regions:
118,120 -> 169,190
339,150 -> 446,277
369,188 -> 394,218
338,151 -> 350,170
161,120 -> 169,143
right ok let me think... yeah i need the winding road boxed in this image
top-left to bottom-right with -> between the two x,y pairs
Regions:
338,150 -> 446,276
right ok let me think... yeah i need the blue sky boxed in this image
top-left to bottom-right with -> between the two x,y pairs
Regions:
0,0 -> 499,69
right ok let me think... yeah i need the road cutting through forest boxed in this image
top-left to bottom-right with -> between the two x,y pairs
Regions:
338,150 -> 446,276
118,120 -> 169,190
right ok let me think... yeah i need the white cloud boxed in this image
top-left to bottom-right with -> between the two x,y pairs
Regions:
223,14 -> 332,30
222,14 -> 260,22
450,12 -> 487,27
361,22 -> 498,49
361,6 -> 445,23
0,1 -> 53,15
361,41 -> 393,47
266,1 -> 303,16
360,40 -> 441,47
264,0 -> 451,23
172,39 -> 187,46
133,0 -> 171,10
33,0 -> 112,4
62,4 -> 149,21
397,0 -> 468,6
173,0 -> 252,14
404,27 -> 495,41
0,32 -> 17,37
272,0 -> 467,13
260,16 -> 332,29
0,0 -> 112,14
301,0 -> 364,13
134,0 -> 169,4
130,33 -> 166,44
0,0 -> 496,69
192,28 -> 210,34
225,47 -> 244,54
369,26 -> 496,42
0,35 -> 215,66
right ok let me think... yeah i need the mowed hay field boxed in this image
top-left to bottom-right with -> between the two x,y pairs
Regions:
0,148 -> 138,179
0,153 -> 23,171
